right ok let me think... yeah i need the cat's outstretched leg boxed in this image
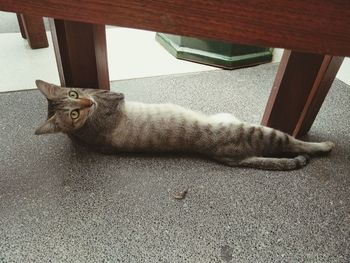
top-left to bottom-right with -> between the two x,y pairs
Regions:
215,155 -> 309,171
287,138 -> 334,156
239,155 -> 309,170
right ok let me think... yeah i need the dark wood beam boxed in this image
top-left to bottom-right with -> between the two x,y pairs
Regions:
2,0 -> 350,56
19,14 -> 48,49
261,50 -> 344,137
16,13 -> 27,39
49,19 -> 110,90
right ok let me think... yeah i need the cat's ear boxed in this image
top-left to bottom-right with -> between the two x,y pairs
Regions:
110,92 -> 124,100
35,115 -> 61,135
35,80 -> 59,100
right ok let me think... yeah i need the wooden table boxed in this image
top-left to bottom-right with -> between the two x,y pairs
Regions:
1,1 -> 349,137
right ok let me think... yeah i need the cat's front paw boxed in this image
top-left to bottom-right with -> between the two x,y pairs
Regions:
295,154 -> 309,168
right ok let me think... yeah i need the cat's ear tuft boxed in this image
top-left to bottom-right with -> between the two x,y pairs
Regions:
35,80 -> 59,100
35,115 -> 61,135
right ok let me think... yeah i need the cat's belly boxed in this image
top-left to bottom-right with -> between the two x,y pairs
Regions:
110,132 -> 190,153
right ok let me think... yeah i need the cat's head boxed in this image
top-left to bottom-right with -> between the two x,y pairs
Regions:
35,80 -> 123,135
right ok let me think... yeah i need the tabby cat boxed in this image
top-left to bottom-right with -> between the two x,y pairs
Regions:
35,80 -> 334,170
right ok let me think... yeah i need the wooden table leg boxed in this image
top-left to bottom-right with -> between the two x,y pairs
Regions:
16,14 -> 27,39
49,19 -> 110,90
18,14 -> 48,49
262,50 -> 344,137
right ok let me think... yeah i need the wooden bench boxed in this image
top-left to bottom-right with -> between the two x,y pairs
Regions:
2,1 -> 349,137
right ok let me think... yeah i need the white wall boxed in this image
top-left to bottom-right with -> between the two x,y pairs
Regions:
336,58 -> 350,85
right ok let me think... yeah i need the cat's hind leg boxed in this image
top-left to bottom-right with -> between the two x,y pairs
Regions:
215,155 -> 309,171
287,138 -> 334,156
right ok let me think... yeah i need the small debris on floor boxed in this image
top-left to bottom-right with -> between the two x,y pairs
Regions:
172,189 -> 188,200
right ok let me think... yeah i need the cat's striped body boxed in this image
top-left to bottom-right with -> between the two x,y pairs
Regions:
110,102 -> 333,169
35,80 -> 334,170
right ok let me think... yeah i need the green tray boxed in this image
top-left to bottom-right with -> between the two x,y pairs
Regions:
156,33 -> 272,69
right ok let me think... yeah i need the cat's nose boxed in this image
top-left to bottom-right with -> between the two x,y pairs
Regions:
80,98 -> 94,108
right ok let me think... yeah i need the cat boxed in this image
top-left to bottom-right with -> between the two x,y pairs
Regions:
34,80 -> 334,171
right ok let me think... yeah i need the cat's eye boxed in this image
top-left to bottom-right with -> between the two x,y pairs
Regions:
70,110 -> 80,119
69,90 -> 78,99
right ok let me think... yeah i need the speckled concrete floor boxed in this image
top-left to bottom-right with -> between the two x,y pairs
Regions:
0,64 -> 349,262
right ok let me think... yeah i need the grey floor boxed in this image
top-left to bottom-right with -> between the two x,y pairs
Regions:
0,64 -> 349,262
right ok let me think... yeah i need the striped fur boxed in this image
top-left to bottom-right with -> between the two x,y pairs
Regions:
35,80 -> 334,170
